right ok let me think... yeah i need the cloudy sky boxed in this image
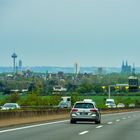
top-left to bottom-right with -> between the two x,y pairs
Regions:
0,0 -> 140,67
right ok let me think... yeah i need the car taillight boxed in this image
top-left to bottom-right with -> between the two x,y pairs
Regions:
71,108 -> 78,112
90,108 -> 97,112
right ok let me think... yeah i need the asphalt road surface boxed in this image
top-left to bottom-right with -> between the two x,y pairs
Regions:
0,111 -> 140,140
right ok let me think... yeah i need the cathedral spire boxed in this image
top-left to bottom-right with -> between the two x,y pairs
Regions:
132,63 -> 135,76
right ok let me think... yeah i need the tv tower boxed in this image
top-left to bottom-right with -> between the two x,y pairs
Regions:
11,52 -> 17,73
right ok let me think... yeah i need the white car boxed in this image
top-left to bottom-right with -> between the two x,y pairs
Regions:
129,103 -> 135,108
117,103 -> 125,108
106,103 -> 116,108
105,99 -> 116,108
1,103 -> 20,110
70,99 -> 101,124
57,101 -> 68,108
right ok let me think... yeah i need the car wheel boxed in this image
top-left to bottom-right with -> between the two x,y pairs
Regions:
95,119 -> 101,124
70,119 -> 76,124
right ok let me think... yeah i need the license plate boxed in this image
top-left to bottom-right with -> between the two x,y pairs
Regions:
80,112 -> 88,115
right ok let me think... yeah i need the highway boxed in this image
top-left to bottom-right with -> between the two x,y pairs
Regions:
0,111 -> 140,140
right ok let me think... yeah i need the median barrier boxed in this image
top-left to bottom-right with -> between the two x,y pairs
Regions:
0,108 -> 139,128
0,109 -> 69,119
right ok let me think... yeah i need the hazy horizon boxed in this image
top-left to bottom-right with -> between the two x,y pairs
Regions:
1,0 -> 140,67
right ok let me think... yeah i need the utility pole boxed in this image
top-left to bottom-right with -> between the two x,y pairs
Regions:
108,85 -> 111,99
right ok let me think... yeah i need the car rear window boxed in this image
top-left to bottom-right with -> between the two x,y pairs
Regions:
74,103 -> 94,108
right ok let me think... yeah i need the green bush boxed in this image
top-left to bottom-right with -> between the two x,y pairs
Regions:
5,93 -> 20,103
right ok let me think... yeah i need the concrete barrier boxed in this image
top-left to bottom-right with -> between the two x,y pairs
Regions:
0,109 -> 69,120
0,108 -> 139,128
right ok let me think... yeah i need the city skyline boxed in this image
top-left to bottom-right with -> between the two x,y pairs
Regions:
0,0 -> 140,67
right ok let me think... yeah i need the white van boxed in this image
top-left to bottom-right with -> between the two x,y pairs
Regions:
58,96 -> 71,108
105,99 -> 116,108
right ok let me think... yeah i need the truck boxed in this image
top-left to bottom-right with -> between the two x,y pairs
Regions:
58,96 -> 71,108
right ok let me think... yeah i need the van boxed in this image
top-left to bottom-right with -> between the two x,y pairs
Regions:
105,99 -> 116,108
58,96 -> 71,108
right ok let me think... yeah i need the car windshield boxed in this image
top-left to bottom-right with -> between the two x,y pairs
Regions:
59,102 -> 66,105
3,104 -> 16,108
106,101 -> 114,104
74,103 -> 94,109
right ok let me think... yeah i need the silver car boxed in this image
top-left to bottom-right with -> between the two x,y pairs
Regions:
70,100 -> 101,124
1,103 -> 20,110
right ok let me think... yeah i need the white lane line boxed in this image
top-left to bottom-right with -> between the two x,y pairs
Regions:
79,131 -> 89,135
116,119 -> 120,122
102,111 -> 140,117
1,111 -> 140,134
122,118 -> 126,120
128,116 -> 131,119
96,125 -> 103,129
107,122 -> 113,125
0,120 -> 69,134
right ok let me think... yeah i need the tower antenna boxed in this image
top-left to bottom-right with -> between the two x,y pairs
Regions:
11,51 -> 17,73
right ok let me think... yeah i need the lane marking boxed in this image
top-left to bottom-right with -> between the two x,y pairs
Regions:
0,120 -> 69,134
96,125 -> 103,129
79,131 -> 89,135
128,116 -> 131,119
116,119 -> 120,122
107,122 -> 113,125
102,111 -> 140,117
122,118 -> 126,120
0,111 -> 140,134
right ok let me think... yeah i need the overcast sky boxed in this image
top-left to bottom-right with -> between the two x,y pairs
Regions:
0,0 -> 140,67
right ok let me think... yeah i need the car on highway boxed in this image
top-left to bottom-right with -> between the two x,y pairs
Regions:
70,99 -> 101,124
105,99 -> 116,108
1,103 -> 20,110
57,102 -> 69,108
117,103 -> 125,108
107,103 -> 116,108
57,96 -> 71,108
128,103 -> 135,108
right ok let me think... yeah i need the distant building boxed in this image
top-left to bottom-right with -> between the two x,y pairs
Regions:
19,60 -> 22,71
74,62 -> 80,75
121,61 -> 131,74
53,86 -> 67,92
58,71 -> 64,78
96,67 -> 105,75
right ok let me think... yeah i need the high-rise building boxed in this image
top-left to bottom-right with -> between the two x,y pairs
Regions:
19,60 -> 22,71
74,62 -> 80,75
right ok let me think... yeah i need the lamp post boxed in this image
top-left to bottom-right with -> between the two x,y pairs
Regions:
108,85 -> 115,99
108,85 -> 111,99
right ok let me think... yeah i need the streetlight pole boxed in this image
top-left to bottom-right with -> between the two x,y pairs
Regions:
108,85 -> 111,99
108,85 -> 115,99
